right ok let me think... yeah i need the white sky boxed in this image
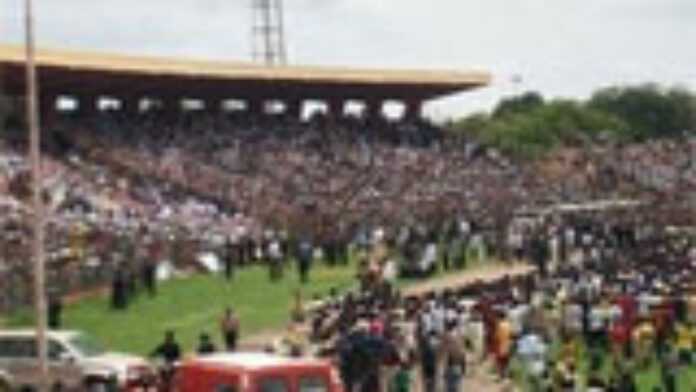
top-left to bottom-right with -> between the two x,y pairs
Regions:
2,0 -> 696,120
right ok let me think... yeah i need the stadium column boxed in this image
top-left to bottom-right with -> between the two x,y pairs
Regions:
286,99 -> 303,120
78,95 -> 99,117
38,94 -> 57,121
120,96 -> 140,116
327,99 -> 345,119
161,97 -> 181,116
248,98 -> 264,117
207,98 -> 223,113
404,99 -> 424,121
365,99 -> 384,120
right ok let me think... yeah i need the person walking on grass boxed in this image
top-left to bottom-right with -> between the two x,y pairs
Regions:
221,307 -> 240,352
296,238 -> 313,284
47,288 -> 63,330
268,235 -> 284,282
223,234 -> 238,281
142,258 -> 158,297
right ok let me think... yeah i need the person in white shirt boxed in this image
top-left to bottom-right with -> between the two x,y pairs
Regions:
267,237 -> 283,281
420,243 -> 438,275
382,258 -> 398,285
588,303 -> 607,350
508,301 -> 531,337
516,331 -> 548,390
420,306 -> 434,336
430,303 -> 446,335
459,219 -> 471,238
637,290 -> 660,317
466,316 -> 483,367
508,228 -> 524,261
563,301 -> 583,334
607,302 -> 623,326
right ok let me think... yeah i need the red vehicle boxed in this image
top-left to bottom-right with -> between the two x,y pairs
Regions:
173,353 -> 344,392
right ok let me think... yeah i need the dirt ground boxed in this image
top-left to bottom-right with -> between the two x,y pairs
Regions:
403,262 -> 535,297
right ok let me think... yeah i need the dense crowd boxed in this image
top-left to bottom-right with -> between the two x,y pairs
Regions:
0,111 -> 523,311
297,217 -> 696,392
1,109 -> 696,391
2,110 -> 696,312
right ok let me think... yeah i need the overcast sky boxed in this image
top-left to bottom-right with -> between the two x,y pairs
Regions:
2,0 -> 696,119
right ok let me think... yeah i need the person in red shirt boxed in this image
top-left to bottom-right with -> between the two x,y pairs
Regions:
609,321 -> 631,360
615,292 -> 638,328
475,296 -> 497,359
369,313 -> 385,337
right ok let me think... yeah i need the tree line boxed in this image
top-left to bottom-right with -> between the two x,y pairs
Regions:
450,84 -> 696,159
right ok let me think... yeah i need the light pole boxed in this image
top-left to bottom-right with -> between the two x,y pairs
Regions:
25,0 -> 50,389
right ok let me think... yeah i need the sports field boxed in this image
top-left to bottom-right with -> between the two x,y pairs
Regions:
5,263 -> 357,355
2,256 -> 497,356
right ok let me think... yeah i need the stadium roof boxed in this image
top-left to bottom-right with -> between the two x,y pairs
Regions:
0,44 -> 490,102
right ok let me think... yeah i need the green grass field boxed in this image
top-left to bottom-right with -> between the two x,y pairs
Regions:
4,263 -> 357,355
2,253 -> 493,356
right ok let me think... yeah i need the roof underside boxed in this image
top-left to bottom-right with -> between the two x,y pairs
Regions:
0,45 -> 490,101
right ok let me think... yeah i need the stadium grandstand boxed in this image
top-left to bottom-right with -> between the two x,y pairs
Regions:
0,44 -> 490,121
0,44 -> 496,313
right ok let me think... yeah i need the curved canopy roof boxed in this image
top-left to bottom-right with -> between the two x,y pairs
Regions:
0,44 -> 490,102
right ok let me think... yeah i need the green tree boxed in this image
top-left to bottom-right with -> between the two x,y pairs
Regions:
447,85 -> 696,159
451,112 -> 489,138
467,100 -> 629,159
588,84 -> 696,140
492,91 -> 545,119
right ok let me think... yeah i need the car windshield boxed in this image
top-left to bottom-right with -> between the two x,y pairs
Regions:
69,333 -> 107,357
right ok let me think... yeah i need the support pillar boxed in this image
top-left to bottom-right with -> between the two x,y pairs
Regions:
161,97 -> 180,116
285,99 -> 302,120
365,99 -> 384,120
404,99 -> 424,121
248,99 -> 264,117
78,95 -> 98,117
206,99 -> 223,113
327,99 -> 345,119
120,97 -> 140,116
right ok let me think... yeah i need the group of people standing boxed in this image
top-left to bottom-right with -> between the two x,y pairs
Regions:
296,218 -> 696,392
150,307 -> 240,374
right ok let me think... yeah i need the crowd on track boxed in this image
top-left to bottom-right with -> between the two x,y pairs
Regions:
291,216 -> 696,392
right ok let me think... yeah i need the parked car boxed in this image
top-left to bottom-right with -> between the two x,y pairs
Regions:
0,330 -> 155,391
173,352 -> 344,392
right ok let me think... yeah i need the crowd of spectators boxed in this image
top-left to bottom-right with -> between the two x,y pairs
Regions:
1,108 -> 696,391
1,109 -> 696,312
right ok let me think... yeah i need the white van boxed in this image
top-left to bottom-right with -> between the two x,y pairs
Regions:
0,330 -> 154,391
